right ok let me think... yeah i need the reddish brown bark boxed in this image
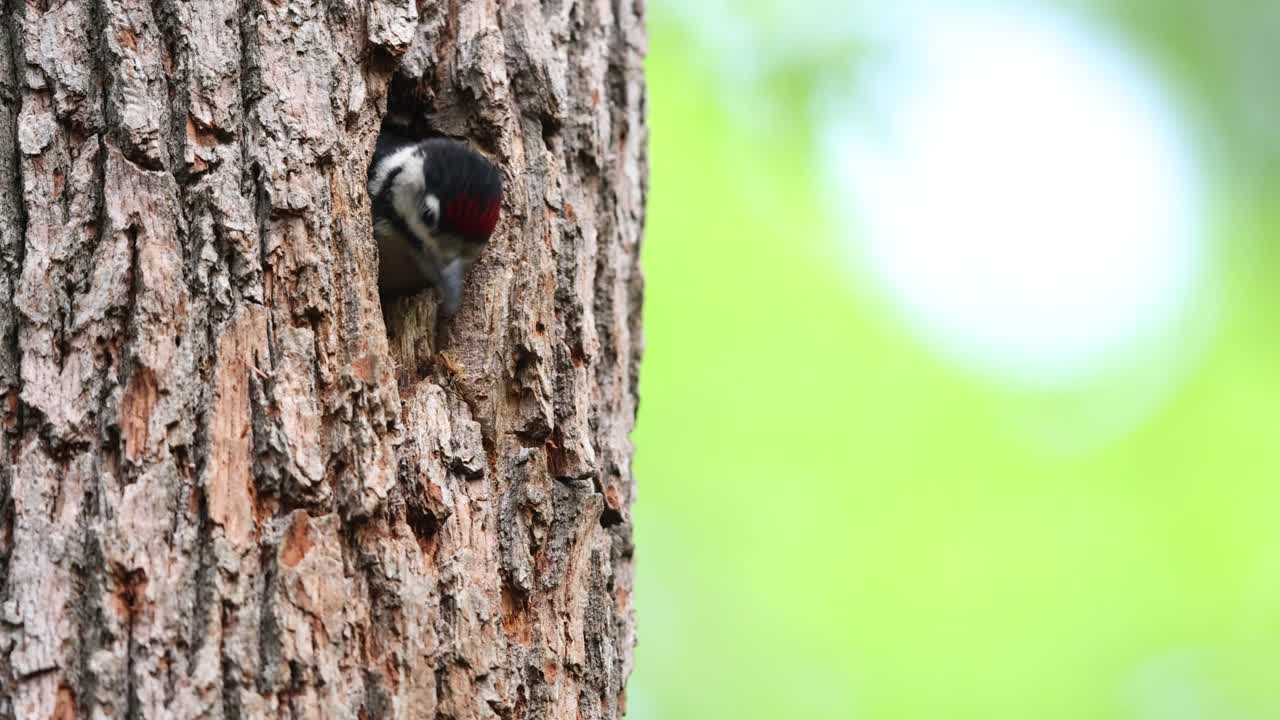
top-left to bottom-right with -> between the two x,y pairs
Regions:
0,0 -> 646,717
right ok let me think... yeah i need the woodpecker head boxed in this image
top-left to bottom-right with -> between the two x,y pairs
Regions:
369,136 -> 503,315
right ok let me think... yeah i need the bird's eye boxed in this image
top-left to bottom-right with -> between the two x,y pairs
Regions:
422,193 -> 441,228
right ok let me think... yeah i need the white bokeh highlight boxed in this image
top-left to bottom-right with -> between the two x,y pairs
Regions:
824,4 -> 1205,388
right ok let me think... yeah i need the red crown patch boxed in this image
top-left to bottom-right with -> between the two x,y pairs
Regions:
443,194 -> 501,241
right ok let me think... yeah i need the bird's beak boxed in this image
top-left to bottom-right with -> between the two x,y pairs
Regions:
437,257 -> 467,316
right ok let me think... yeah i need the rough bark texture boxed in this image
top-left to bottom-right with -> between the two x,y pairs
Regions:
0,0 -> 646,717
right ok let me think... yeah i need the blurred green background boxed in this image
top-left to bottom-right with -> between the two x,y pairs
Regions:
630,1 -> 1280,718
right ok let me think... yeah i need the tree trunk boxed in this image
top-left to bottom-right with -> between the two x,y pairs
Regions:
0,0 -> 645,717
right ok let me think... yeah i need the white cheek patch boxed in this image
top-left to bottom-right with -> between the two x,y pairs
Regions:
368,144 -> 421,197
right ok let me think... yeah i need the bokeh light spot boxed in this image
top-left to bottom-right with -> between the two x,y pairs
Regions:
825,4 -> 1204,389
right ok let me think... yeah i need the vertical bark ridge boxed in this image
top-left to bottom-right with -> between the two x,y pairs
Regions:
0,29 -> 24,713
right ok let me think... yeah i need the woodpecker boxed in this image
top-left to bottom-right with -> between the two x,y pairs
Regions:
367,132 -> 503,315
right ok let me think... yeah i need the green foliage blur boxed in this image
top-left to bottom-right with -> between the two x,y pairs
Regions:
630,1 -> 1280,718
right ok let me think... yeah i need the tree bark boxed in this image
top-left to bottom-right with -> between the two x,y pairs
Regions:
0,0 -> 645,717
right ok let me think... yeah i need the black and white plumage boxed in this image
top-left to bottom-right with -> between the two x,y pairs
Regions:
368,132 -> 503,315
